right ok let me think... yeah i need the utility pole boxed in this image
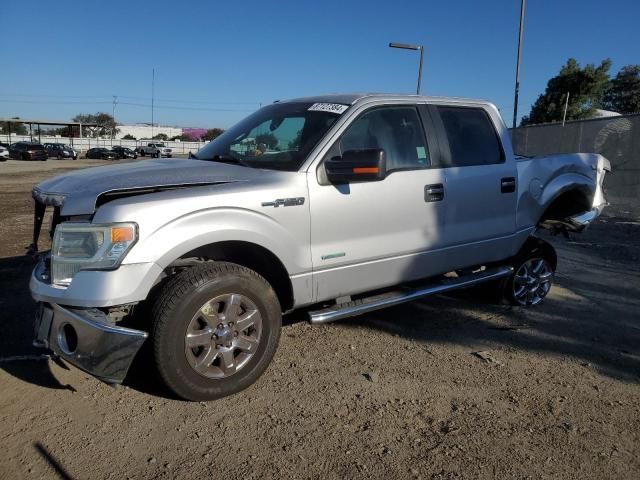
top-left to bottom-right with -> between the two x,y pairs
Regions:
512,0 -> 526,129
151,68 -> 155,138
562,91 -> 570,126
112,95 -> 117,141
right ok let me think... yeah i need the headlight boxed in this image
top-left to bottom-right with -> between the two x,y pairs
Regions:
51,222 -> 138,286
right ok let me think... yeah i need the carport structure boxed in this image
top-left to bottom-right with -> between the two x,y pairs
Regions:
0,117 -> 99,146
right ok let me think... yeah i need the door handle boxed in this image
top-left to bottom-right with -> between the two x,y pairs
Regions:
501,177 -> 516,193
425,183 -> 444,202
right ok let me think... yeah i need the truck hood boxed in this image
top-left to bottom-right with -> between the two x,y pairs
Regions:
33,158 -> 262,215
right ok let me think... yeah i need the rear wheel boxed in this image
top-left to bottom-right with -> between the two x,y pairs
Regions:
151,262 -> 281,401
503,239 -> 556,306
506,257 -> 554,306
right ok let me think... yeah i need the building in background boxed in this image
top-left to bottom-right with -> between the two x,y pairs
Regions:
115,124 -> 182,140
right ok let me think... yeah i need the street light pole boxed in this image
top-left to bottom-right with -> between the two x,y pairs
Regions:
512,0 -> 526,129
151,68 -> 155,139
389,42 -> 424,95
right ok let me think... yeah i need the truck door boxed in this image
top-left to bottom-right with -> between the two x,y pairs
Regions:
307,104 -> 448,303
427,105 -> 518,266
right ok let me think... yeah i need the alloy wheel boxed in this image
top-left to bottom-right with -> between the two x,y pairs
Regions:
184,293 -> 262,379
512,257 -> 553,306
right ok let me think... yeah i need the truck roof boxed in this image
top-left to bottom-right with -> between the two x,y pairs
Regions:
280,93 -> 492,107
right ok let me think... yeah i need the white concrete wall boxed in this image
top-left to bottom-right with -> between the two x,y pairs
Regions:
115,124 -> 183,140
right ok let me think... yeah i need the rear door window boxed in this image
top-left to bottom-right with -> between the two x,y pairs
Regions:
435,106 -> 504,167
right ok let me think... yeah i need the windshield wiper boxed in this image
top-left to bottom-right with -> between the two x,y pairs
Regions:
211,154 -> 250,168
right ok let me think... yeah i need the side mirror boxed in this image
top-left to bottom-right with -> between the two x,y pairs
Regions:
324,149 -> 386,184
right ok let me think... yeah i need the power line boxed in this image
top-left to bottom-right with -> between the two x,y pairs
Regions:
0,99 -> 112,105
0,99 -> 255,112
0,93 -> 263,105
117,96 -> 262,105
0,93 -> 113,99
117,101 -> 256,112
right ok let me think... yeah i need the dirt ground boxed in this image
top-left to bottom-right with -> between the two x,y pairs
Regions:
0,158 -> 639,479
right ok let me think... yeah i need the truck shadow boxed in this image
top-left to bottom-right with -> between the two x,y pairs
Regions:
0,255 -> 79,392
337,247 -> 640,383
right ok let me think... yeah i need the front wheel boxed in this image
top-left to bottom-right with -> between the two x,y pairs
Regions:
151,262 -> 281,401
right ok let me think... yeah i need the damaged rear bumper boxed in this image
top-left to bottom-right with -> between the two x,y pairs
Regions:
566,203 -> 607,232
34,303 -> 147,383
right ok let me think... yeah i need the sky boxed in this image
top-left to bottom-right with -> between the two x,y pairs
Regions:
1,0 -> 638,129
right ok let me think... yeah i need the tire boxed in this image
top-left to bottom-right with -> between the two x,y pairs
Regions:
151,262 -> 282,401
502,239 -> 556,306
57,154 -> 63,160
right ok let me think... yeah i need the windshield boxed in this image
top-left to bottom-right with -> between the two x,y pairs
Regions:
193,102 -> 345,171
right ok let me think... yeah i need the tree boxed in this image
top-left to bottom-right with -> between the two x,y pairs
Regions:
603,65 -> 640,114
122,134 -> 137,140
288,130 -> 302,150
72,112 -> 118,137
202,128 -> 224,141
170,134 -> 193,141
0,121 -> 27,135
521,58 -> 611,126
255,133 -> 278,150
152,133 -> 168,141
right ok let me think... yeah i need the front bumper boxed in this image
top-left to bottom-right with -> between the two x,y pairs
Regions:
30,259 -> 163,307
34,303 -> 147,383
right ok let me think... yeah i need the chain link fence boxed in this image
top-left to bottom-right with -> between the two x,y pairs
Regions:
511,114 -> 640,217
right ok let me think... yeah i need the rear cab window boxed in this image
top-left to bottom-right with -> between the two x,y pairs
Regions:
433,106 -> 504,168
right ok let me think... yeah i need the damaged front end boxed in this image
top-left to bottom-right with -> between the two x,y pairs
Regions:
34,303 -> 147,384
29,188 -> 148,383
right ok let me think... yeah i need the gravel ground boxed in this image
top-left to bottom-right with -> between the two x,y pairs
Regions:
0,158 -> 638,479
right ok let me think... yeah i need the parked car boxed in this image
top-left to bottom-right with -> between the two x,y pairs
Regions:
110,146 -> 138,159
135,142 -> 173,158
44,143 -> 78,160
29,93 -> 610,401
9,142 -> 47,161
0,142 -> 10,161
85,147 -> 119,160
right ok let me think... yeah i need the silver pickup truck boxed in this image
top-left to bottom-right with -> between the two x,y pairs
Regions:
29,94 -> 610,401
135,142 -> 173,158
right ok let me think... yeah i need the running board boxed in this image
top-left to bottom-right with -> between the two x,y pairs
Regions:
308,265 -> 513,324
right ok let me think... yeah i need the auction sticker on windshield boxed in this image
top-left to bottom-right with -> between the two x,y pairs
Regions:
308,103 -> 349,114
